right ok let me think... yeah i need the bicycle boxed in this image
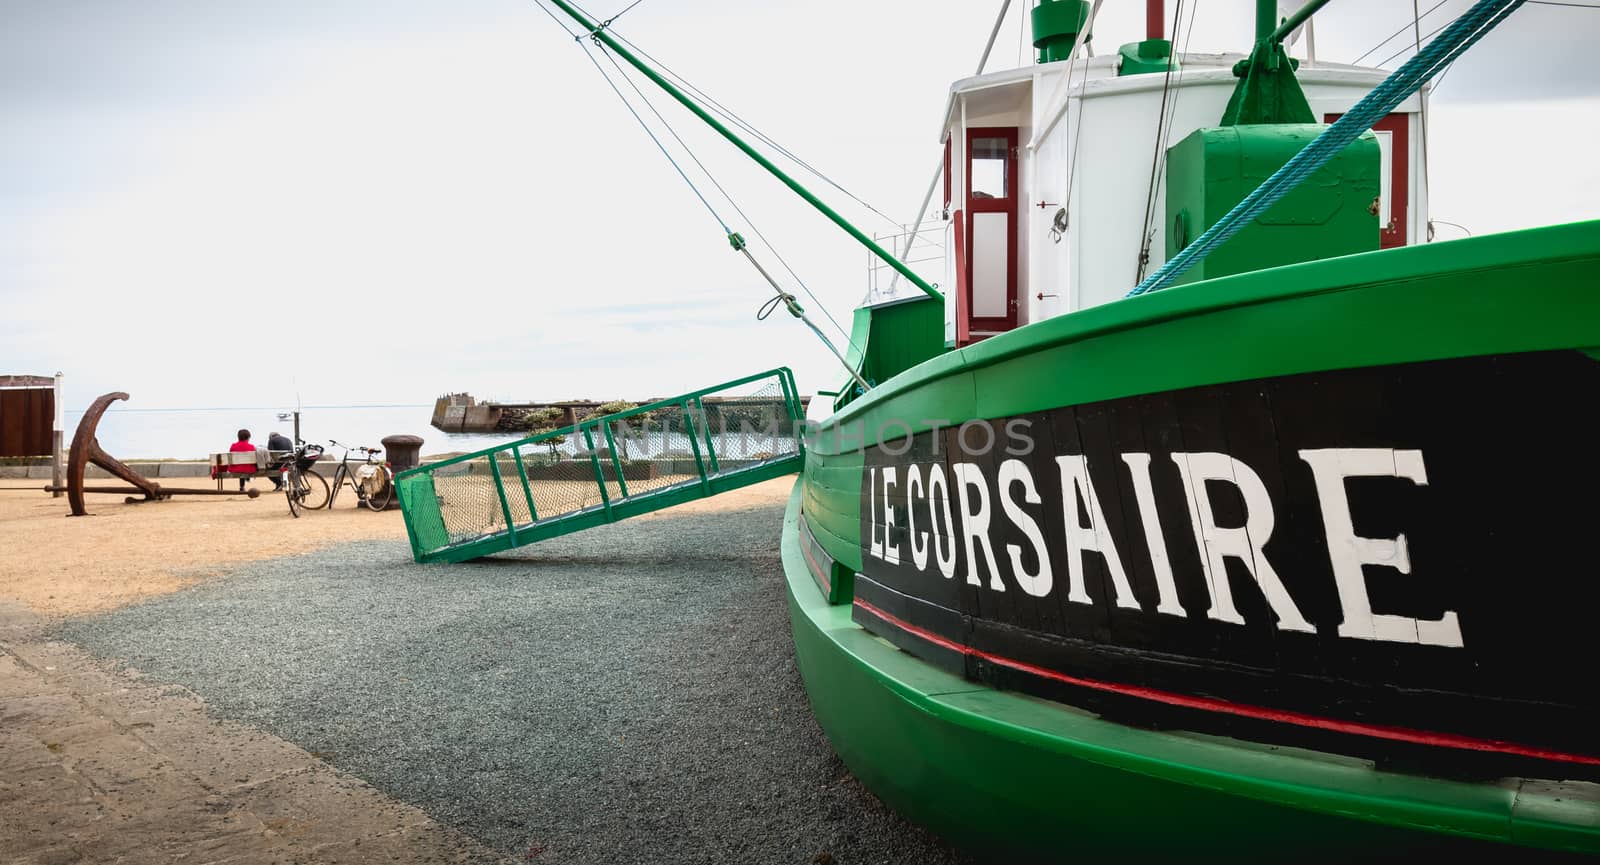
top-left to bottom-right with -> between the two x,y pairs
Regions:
278,442 -> 330,517
326,439 -> 394,512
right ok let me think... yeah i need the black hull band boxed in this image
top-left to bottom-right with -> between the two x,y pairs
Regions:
853,351 -> 1600,767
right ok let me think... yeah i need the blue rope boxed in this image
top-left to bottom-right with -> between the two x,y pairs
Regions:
1127,0 -> 1524,298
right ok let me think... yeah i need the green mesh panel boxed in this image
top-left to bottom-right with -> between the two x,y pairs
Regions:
395,472 -> 449,555
397,369 -> 804,562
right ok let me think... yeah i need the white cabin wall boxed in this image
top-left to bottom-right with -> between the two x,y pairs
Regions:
1033,69 -> 1423,315
943,100 -> 967,346
945,61 -> 1419,331
1030,90 -> 1068,319
1028,70 -> 1071,321
1068,77 -> 1240,311
943,217 -> 956,345
1411,91 -> 1430,243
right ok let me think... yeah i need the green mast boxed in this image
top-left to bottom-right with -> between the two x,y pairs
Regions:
1219,0 -> 1333,125
543,0 -> 942,302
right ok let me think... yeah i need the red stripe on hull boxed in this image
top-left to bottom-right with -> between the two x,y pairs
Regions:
852,597 -> 1600,767
797,520 -> 831,594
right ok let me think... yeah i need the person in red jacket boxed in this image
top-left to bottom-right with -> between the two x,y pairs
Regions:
228,429 -> 258,491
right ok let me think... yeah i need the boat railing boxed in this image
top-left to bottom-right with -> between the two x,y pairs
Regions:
867,222 -> 945,304
394,367 -> 807,563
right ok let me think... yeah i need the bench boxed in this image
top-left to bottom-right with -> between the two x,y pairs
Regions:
209,450 -> 292,490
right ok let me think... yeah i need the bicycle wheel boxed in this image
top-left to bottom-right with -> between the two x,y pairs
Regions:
364,467 -> 394,512
298,469 -> 330,510
284,471 -> 300,518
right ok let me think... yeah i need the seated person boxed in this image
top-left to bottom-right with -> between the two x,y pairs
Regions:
267,431 -> 293,490
228,429 -> 258,491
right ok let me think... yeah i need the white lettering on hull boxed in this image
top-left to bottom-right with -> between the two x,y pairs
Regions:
1121,453 -> 1187,617
908,464 -> 929,571
864,446 -> 1458,647
929,464 -> 958,580
999,459 -> 1053,597
1172,452 -> 1314,633
881,467 -> 901,566
954,463 -> 1006,591
868,466 -> 883,561
1300,448 -> 1463,647
1056,455 -> 1140,609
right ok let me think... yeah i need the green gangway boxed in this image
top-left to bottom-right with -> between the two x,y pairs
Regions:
396,368 -> 807,563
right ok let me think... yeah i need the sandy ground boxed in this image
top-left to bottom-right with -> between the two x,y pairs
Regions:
0,476 -> 406,617
0,475 -> 794,617
0,602 -> 513,865
0,473 -> 812,864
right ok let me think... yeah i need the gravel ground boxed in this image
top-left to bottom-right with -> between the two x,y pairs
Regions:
58,502 -> 978,865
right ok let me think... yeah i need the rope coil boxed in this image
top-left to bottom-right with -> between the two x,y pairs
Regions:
755,292 -> 802,322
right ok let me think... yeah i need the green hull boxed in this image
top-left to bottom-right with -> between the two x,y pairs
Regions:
784,221 -> 1600,860
785,481 -> 1600,861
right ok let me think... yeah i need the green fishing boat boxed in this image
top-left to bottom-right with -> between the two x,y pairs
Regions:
398,0 -> 1599,859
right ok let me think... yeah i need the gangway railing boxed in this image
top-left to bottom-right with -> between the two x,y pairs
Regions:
396,367 -> 806,563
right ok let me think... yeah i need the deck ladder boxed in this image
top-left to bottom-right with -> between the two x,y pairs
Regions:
396,368 -> 806,563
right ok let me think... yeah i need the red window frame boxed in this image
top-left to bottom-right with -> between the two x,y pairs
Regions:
965,126 -> 1019,334
1327,112 -> 1409,249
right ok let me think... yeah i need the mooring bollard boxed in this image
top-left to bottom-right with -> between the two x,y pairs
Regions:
379,434 -> 424,510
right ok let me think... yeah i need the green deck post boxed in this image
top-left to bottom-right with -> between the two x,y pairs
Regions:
681,402 -> 710,493
601,421 -> 630,498
488,452 -> 518,543
583,427 -> 612,517
779,368 -> 806,456
512,447 -> 538,522
1269,0 -> 1332,43
694,397 -> 719,474
1220,0 -> 1318,125
785,369 -> 803,421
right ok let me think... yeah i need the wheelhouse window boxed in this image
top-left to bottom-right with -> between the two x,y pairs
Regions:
970,136 -> 1009,200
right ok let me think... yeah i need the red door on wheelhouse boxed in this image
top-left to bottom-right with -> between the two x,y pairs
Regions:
1326,112 -> 1408,249
965,127 -> 1019,335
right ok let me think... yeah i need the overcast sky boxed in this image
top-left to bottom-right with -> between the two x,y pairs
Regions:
4,0 -> 1596,411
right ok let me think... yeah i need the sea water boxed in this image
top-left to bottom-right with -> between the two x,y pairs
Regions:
61,404 -> 509,461
63,403 -> 798,461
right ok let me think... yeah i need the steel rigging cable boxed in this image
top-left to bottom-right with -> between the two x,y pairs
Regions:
564,0 -> 878,352
1352,0 -> 1450,65
531,0 -> 872,388
589,44 -> 862,350
1134,0 -> 1187,284
602,30 -> 912,236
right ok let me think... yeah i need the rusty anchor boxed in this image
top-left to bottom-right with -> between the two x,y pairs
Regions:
46,392 -> 259,516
